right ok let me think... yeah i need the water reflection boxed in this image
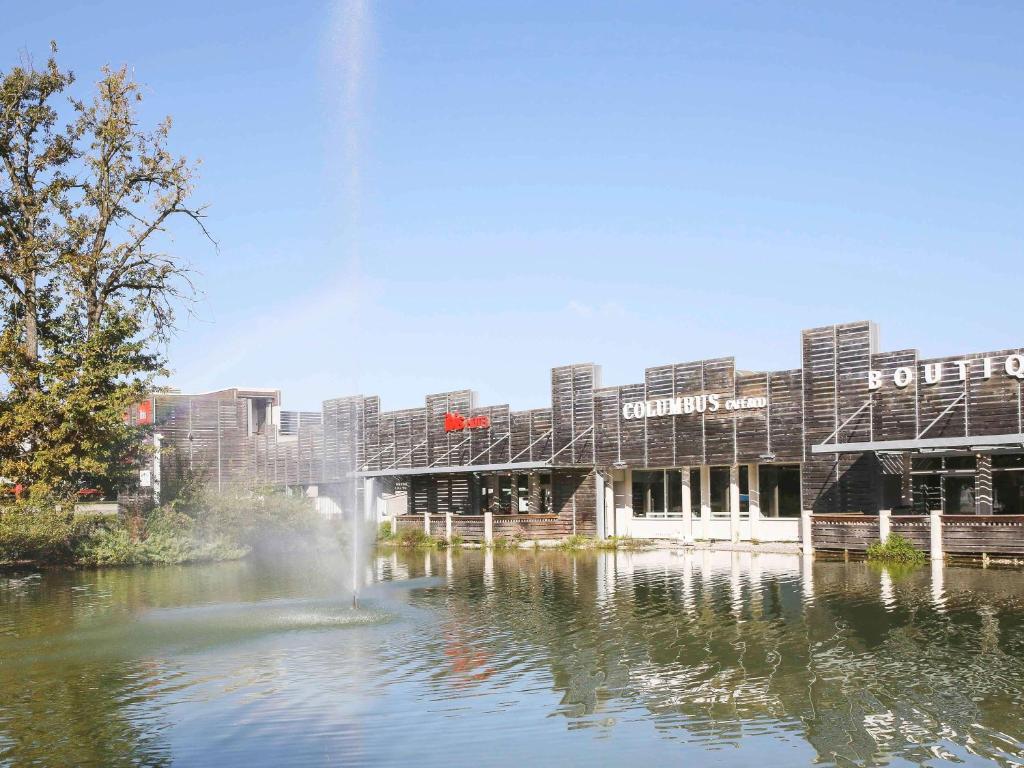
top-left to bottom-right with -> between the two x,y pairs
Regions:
2,551 -> 1024,766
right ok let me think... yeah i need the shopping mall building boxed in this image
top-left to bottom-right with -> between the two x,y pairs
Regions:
133,320 -> 1024,550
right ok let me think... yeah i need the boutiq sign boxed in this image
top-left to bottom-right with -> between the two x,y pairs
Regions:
622,393 -> 766,420
444,411 -> 491,432
868,354 -> 1024,390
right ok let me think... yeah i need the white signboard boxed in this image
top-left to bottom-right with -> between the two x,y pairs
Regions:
868,354 -> 1024,390
622,393 -> 767,420
139,469 -> 152,488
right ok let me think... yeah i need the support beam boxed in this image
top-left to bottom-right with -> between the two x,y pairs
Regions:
700,465 -> 711,539
729,465 -> 741,543
976,453 -> 993,515
930,509 -> 943,561
528,473 -> 540,514
595,472 -> 606,540
901,453 -> 913,507
748,464 -> 760,541
680,467 -> 692,543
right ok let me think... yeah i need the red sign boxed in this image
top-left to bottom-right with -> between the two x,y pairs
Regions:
444,411 -> 491,432
126,400 -> 154,426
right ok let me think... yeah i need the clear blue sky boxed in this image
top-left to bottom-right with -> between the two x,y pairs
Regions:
4,2 -> 1022,411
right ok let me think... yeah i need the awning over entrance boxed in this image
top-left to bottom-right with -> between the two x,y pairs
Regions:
355,460 -> 556,478
811,433 -> 1024,455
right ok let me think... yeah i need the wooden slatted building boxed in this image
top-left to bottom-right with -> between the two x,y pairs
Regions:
136,321 -> 1024,546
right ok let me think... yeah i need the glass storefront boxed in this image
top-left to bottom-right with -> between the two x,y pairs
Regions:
632,465 -> 799,519
994,454 -> 1024,515
758,465 -> 801,517
631,470 -> 684,518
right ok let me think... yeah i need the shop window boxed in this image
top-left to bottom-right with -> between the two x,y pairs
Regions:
632,471 -> 665,518
516,475 -> 530,513
690,469 -> 701,518
912,475 -> 942,514
739,466 -> 749,517
944,476 -> 975,514
759,465 -> 801,517
994,471 -> 1024,515
539,473 -> 551,515
945,456 -> 977,471
912,457 -> 942,473
993,454 -> 1024,470
498,476 -> 512,512
667,471 -> 682,516
710,467 -> 731,518
630,470 -> 686,519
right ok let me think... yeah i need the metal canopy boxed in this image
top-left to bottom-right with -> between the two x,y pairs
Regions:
355,460 -> 558,478
811,433 -> 1024,455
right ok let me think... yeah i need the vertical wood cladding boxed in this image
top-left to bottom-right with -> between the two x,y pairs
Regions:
551,363 -> 598,466
702,358 -> 737,466
801,322 -> 880,513
150,321 -> 1023,525
735,371 -> 768,463
870,350 -> 918,441
768,370 -> 803,462
645,365 -> 674,466
673,362 -> 705,466
970,350 -> 1023,437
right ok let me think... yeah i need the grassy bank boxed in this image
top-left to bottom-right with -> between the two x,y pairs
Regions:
0,489 -> 327,568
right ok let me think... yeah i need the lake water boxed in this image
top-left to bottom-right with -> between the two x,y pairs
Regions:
2,548 -> 1024,767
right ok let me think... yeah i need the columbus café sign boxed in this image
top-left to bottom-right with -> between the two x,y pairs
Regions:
623,355 -> 1024,421
868,355 -> 1024,390
623,393 -> 766,420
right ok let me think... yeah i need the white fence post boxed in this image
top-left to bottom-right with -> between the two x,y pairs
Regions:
801,509 -> 814,556
484,510 -> 493,544
930,509 -> 943,561
879,508 -> 892,543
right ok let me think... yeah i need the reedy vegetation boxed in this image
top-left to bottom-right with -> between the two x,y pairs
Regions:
0,487 -> 324,567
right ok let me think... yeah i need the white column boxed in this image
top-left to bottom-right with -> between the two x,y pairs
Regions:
595,473 -> 606,540
152,432 -> 162,505
879,508 -> 891,543
484,509 -> 493,544
445,512 -> 453,542
729,465 -> 741,544
801,509 -> 813,556
364,477 -> 378,524
423,510 -> 431,536
930,508 -> 943,562
748,464 -> 760,542
700,465 -> 711,539
680,467 -> 692,543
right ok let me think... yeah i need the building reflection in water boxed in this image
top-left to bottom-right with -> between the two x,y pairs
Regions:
410,547 -> 1024,766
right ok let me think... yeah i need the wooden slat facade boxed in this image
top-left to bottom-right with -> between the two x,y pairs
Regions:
146,321 -> 1024,551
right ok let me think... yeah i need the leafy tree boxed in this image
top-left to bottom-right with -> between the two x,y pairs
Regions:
0,44 -> 209,496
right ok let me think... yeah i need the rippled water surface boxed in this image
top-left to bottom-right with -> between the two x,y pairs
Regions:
3,549 -> 1024,767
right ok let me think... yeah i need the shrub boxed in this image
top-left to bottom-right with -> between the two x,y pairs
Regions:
867,533 -> 926,565
557,534 -> 593,551
378,521 -> 395,541
397,528 -> 438,548
490,536 -> 521,551
0,501 -> 83,564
